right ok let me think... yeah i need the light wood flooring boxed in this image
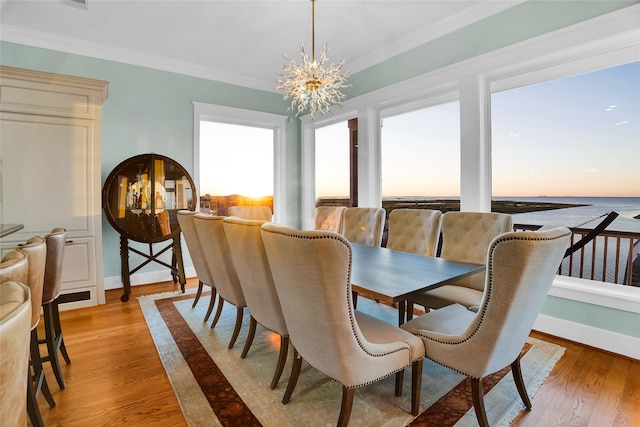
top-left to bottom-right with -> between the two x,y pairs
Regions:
35,279 -> 639,427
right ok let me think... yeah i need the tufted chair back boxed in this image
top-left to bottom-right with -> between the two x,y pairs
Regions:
177,211 -> 214,286
314,206 -> 346,233
440,212 -> 513,291
342,207 -> 386,247
0,251 -> 29,310
228,205 -> 272,221
193,214 -> 245,306
42,228 -> 66,304
223,217 -> 286,335
386,209 -> 442,256
401,227 -> 570,427
16,237 -> 47,330
261,223 -> 425,423
0,281 -> 31,427
223,216 -> 290,388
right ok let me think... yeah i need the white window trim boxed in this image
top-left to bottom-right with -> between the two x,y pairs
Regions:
303,4 -> 639,225
301,4 -> 640,317
192,102 -> 288,224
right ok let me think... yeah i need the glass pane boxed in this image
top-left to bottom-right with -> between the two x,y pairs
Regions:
199,121 -> 274,216
491,62 -> 640,285
315,121 -> 350,204
381,101 -> 460,209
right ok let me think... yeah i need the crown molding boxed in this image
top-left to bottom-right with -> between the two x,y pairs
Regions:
0,24 -> 277,92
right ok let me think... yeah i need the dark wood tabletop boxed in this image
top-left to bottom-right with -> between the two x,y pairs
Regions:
350,243 -> 484,324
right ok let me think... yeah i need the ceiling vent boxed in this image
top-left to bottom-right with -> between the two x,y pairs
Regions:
60,0 -> 88,11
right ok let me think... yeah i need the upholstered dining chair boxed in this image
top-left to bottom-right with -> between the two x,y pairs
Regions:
261,223 -> 424,426
386,209 -> 442,256
40,227 -> 69,390
228,205 -> 273,221
193,214 -> 247,349
0,281 -> 34,427
342,207 -> 386,247
177,210 -> 216,320
0,246 -> 55,421
401,227 -> 571,427
314,205 -> 346,233
222,217 -> 289,389
406,211 -> 513,318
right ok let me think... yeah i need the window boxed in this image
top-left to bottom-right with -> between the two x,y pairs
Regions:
315,121 -> 350,200
192,102 -> 287,223
199,121 -> 274,215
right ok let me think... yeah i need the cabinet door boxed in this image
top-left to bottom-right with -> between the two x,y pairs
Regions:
0,112 -> 97,237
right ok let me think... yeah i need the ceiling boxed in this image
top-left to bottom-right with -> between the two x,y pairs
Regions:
0,0 -> 521,92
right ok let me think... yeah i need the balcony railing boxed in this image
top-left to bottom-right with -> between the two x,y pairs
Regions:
514,224 -> 640,286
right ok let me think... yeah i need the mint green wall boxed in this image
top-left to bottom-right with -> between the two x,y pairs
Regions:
0,41 -> 301,278
1,1 -> 637,342
543,296 -> 640,338
348,0 -> 637,96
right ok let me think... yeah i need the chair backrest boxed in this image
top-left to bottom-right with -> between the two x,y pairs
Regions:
439,212 -> 513,291
222,217 -> 287,335
177,210 -> 213,287
342,207 -> 386,247
228,205 -> 272,221
16,236 -> 47,329
314,206 -> 346,233
386,209 -> 442,256
445,227 -> 571,378
42,228 -> 66,304
193,214 -> 245,307
262,223 -> 411,386
0,250 -> 29,300
0,281 -> 31,427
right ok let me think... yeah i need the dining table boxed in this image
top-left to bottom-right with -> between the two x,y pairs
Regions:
350,243 -> 485,325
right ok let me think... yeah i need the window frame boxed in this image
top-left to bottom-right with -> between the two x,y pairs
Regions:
192,102 -> 288,224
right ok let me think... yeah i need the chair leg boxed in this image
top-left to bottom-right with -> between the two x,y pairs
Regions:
395,369 -> 404,397
240,316 -> 257,358
210,296 -> 225,328
511,356 -> 532,409
270,335 -> 289,390
282,348 -> 302,404
406,301 -> 415,321
352,290 -> 358,308
411,359 -> 423,416
337,386 -> 355,427
192,280 -> 204,308
30,329 -> 56,408
52,300 -> 70,364
26,372 -> 45,427
227,306 -> 244,349
203,288 -> 217,322
471,377 -> 489,427
42,302 -> 66,389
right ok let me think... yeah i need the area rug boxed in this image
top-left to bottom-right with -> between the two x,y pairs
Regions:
139,290 -> 565,427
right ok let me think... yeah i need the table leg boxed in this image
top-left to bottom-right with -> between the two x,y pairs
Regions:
398,300 -> 406,326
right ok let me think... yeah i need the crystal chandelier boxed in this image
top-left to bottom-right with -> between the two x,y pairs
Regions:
275,0 -> 349,120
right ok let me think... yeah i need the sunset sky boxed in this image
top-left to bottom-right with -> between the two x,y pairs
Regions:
201,62 -> 638,199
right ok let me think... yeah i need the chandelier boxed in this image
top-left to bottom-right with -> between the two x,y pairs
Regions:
275,0 -> 349,120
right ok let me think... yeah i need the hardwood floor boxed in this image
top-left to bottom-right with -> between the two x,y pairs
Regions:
36,280 -> 639,427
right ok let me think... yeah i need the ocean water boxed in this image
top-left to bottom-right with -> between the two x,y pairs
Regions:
497,197 -> 640,284
492,196 -> 640,233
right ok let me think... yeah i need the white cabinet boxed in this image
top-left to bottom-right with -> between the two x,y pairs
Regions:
0,66 -> 108,308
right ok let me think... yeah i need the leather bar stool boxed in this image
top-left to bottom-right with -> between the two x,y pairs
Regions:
0,281 -> 34,427
41,228 -> 69,390
1,246 -> 54,426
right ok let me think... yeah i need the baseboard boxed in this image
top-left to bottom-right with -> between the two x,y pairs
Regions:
103,266 -> 197,290
534,313 -> 640,360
